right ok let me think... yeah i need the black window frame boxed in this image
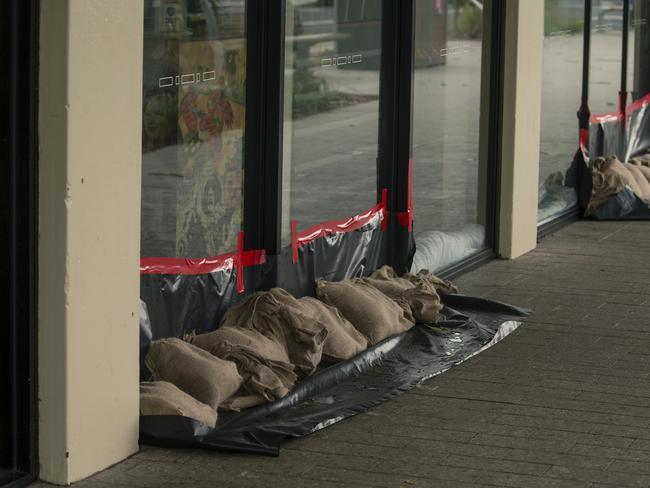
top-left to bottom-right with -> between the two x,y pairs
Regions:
2,0 -> 39,486
243,0 -> 506,279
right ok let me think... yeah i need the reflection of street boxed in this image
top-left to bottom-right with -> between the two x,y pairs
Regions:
292,29 -> 626,240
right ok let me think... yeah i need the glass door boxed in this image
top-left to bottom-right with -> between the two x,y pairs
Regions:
410,0 -> 496,273
538,0 -> 584,224
141,0 -> 248,259
281,0 -> 383,242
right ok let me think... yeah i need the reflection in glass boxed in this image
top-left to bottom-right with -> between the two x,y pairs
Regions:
281,0 -> 382,243
538,0 -> 583,223
141,0 -> 246,258
630,1 -> 650,102
589,0 -> 624,116
410,0 -> 488,273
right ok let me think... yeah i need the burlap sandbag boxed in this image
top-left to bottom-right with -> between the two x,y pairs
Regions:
140,381 -> 217,427
145,338 -> 242,410
219,289 -> 328,375
363,265 -> 447,323
403,268 -> 459,295
588,155 -> 650,212
315,278 -> 414,345
630,149 -> 650,166
289,296 -> 368,361
188,326 -> 297,404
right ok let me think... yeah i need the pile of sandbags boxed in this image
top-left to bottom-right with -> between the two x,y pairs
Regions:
588,153 -> 650,214
141,266 -> 455,425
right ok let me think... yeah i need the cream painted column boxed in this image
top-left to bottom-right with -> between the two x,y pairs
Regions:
39,0 -> 143,484
498,0 -> 543,258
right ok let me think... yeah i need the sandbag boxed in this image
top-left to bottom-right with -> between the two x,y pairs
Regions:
630,149 -> 650,166
291,296 -> 368,361
219,289 -> 328,375
403,268 -> 459,295
188,326 -> 297,406
364,266 -> 446,323
145,338 -> 242,410
588,156 -> 650,213
140,381 -> 217,427
315,278 -> 414,345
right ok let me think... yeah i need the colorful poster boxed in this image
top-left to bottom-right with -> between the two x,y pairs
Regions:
175,40 -> 246,257
141,30 -> 246,258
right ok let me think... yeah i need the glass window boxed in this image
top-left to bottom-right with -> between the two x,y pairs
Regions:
630,0 -> 650,102
589,0 -> 624,115
141,0 -> 247,258
281,0 -> 382,243
410,0 -> 489,273
538,0 -> 583,223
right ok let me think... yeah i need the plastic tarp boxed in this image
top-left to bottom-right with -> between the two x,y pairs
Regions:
140,295 -> 528,454
139,200 -> 527,454
573,94 -> 650,219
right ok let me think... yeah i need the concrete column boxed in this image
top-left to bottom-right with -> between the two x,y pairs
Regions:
39,0 -> 143,484
498,0 -> 543,258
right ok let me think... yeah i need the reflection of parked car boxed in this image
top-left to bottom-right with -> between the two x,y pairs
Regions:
593,0 -> 624,31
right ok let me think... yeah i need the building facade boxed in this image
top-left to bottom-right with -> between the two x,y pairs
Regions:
2,0 -> 648,485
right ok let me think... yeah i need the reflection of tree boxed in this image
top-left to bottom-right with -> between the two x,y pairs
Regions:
290,3 -> 378,118
544,0 -> 583,36
452,0 -> 482,39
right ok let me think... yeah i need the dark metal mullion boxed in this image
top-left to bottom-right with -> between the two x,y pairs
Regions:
485,0 -> 506,252
578,0 -> 592,132
377,0 -> 415,274
377,0 -> 399,209
243,1 -> 285,255
8,0 -> 21,470
395,0 -> 415,214
5,0 -> 39,481
24,0 -> 39,476
620,0 -> 630,157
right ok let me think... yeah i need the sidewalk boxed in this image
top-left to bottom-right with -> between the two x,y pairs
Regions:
34,220 -> 650,488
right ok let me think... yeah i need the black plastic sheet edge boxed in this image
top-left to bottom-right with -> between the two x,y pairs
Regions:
140,295 -> 529,455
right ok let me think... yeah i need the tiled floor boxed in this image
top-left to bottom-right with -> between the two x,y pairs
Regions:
34,220 -> 650,487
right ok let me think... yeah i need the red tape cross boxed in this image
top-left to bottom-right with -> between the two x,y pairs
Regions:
140,231 -> 266,294
291,191 -> 388,264
397,158 -> 414,232
589,92 -> 650,124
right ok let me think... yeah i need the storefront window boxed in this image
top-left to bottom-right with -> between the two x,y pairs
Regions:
538,0 -> 583,223
281,0 -> 382,243
410,0 -> 488,273
141,0 -> 247,258
589,0 -> 624,116
630,1 -> 650,102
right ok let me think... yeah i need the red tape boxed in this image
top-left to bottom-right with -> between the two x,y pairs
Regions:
291,198 -> 386,265
380,188 -> 388,231
140,234 -> 266,294
291,219 -> 299,264
397,158 -> 414,232
579,127 -> 589,160
236,231 -> 245,293
626,92 -> 650,116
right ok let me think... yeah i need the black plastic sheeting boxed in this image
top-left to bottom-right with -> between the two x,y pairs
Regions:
570,97 -> 650,219
140,295 -> 528,455
139,210 -> 523,453
140,215 -> 390,344
277,213 -> 388,298
139,216 -> 389,378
